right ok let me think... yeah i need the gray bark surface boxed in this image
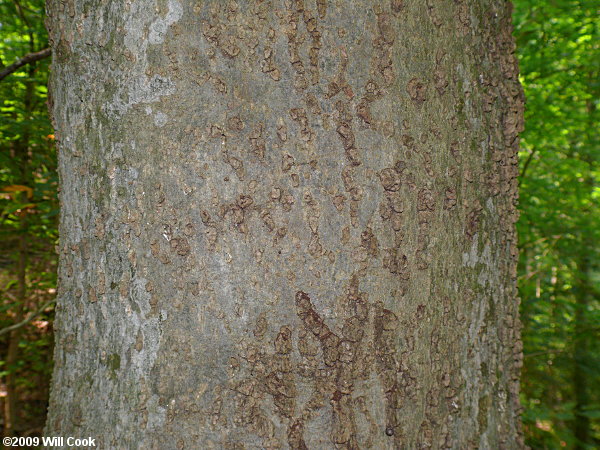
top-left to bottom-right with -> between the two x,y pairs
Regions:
45,0 -> 524,448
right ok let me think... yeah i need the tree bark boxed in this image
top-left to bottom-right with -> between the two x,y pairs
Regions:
45,0 -> 524,448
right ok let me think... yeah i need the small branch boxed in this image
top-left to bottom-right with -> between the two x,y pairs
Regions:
0,298 -> 55,337
0,48 -> 51,82
519,147 -> 537,186
524,348 -> 567,359
13,0 -> 35,52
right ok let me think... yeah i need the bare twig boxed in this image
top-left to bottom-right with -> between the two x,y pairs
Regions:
0,298 -> 55,337
519,147 -> 537,185
12,0 -> 35,52
0,48 -> 51,82
524,349 -> 567,359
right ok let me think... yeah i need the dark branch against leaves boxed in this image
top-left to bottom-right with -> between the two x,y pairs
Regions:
0,47 -> 51,82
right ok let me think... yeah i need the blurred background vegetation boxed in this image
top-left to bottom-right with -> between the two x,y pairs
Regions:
0,0 -> 56,439
514,0 -> 599,447
0,0 -> 597,447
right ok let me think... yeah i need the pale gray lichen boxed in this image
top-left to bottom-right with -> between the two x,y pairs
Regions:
149,0 -> 183,45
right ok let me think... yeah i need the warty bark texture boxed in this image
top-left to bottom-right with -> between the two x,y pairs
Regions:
45,0 -> 524,448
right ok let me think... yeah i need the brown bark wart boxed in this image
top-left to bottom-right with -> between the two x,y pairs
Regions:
45,0 -> 524,448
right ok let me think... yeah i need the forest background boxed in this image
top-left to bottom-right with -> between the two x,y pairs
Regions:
0,0 -> 597,447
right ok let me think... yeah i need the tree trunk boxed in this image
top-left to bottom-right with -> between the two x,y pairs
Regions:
3,232 -> 27,437
3,64 -> 35,437
45,0 -> 524,447
572,98 -> 596,450
573,250 -> 591,450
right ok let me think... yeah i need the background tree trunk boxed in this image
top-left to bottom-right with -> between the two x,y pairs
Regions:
3,63 -> 35,437
45,0 -> 524,447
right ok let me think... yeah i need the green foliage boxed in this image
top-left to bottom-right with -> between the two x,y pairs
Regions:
1,0 -> 56,436
514,0 -> 599,447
